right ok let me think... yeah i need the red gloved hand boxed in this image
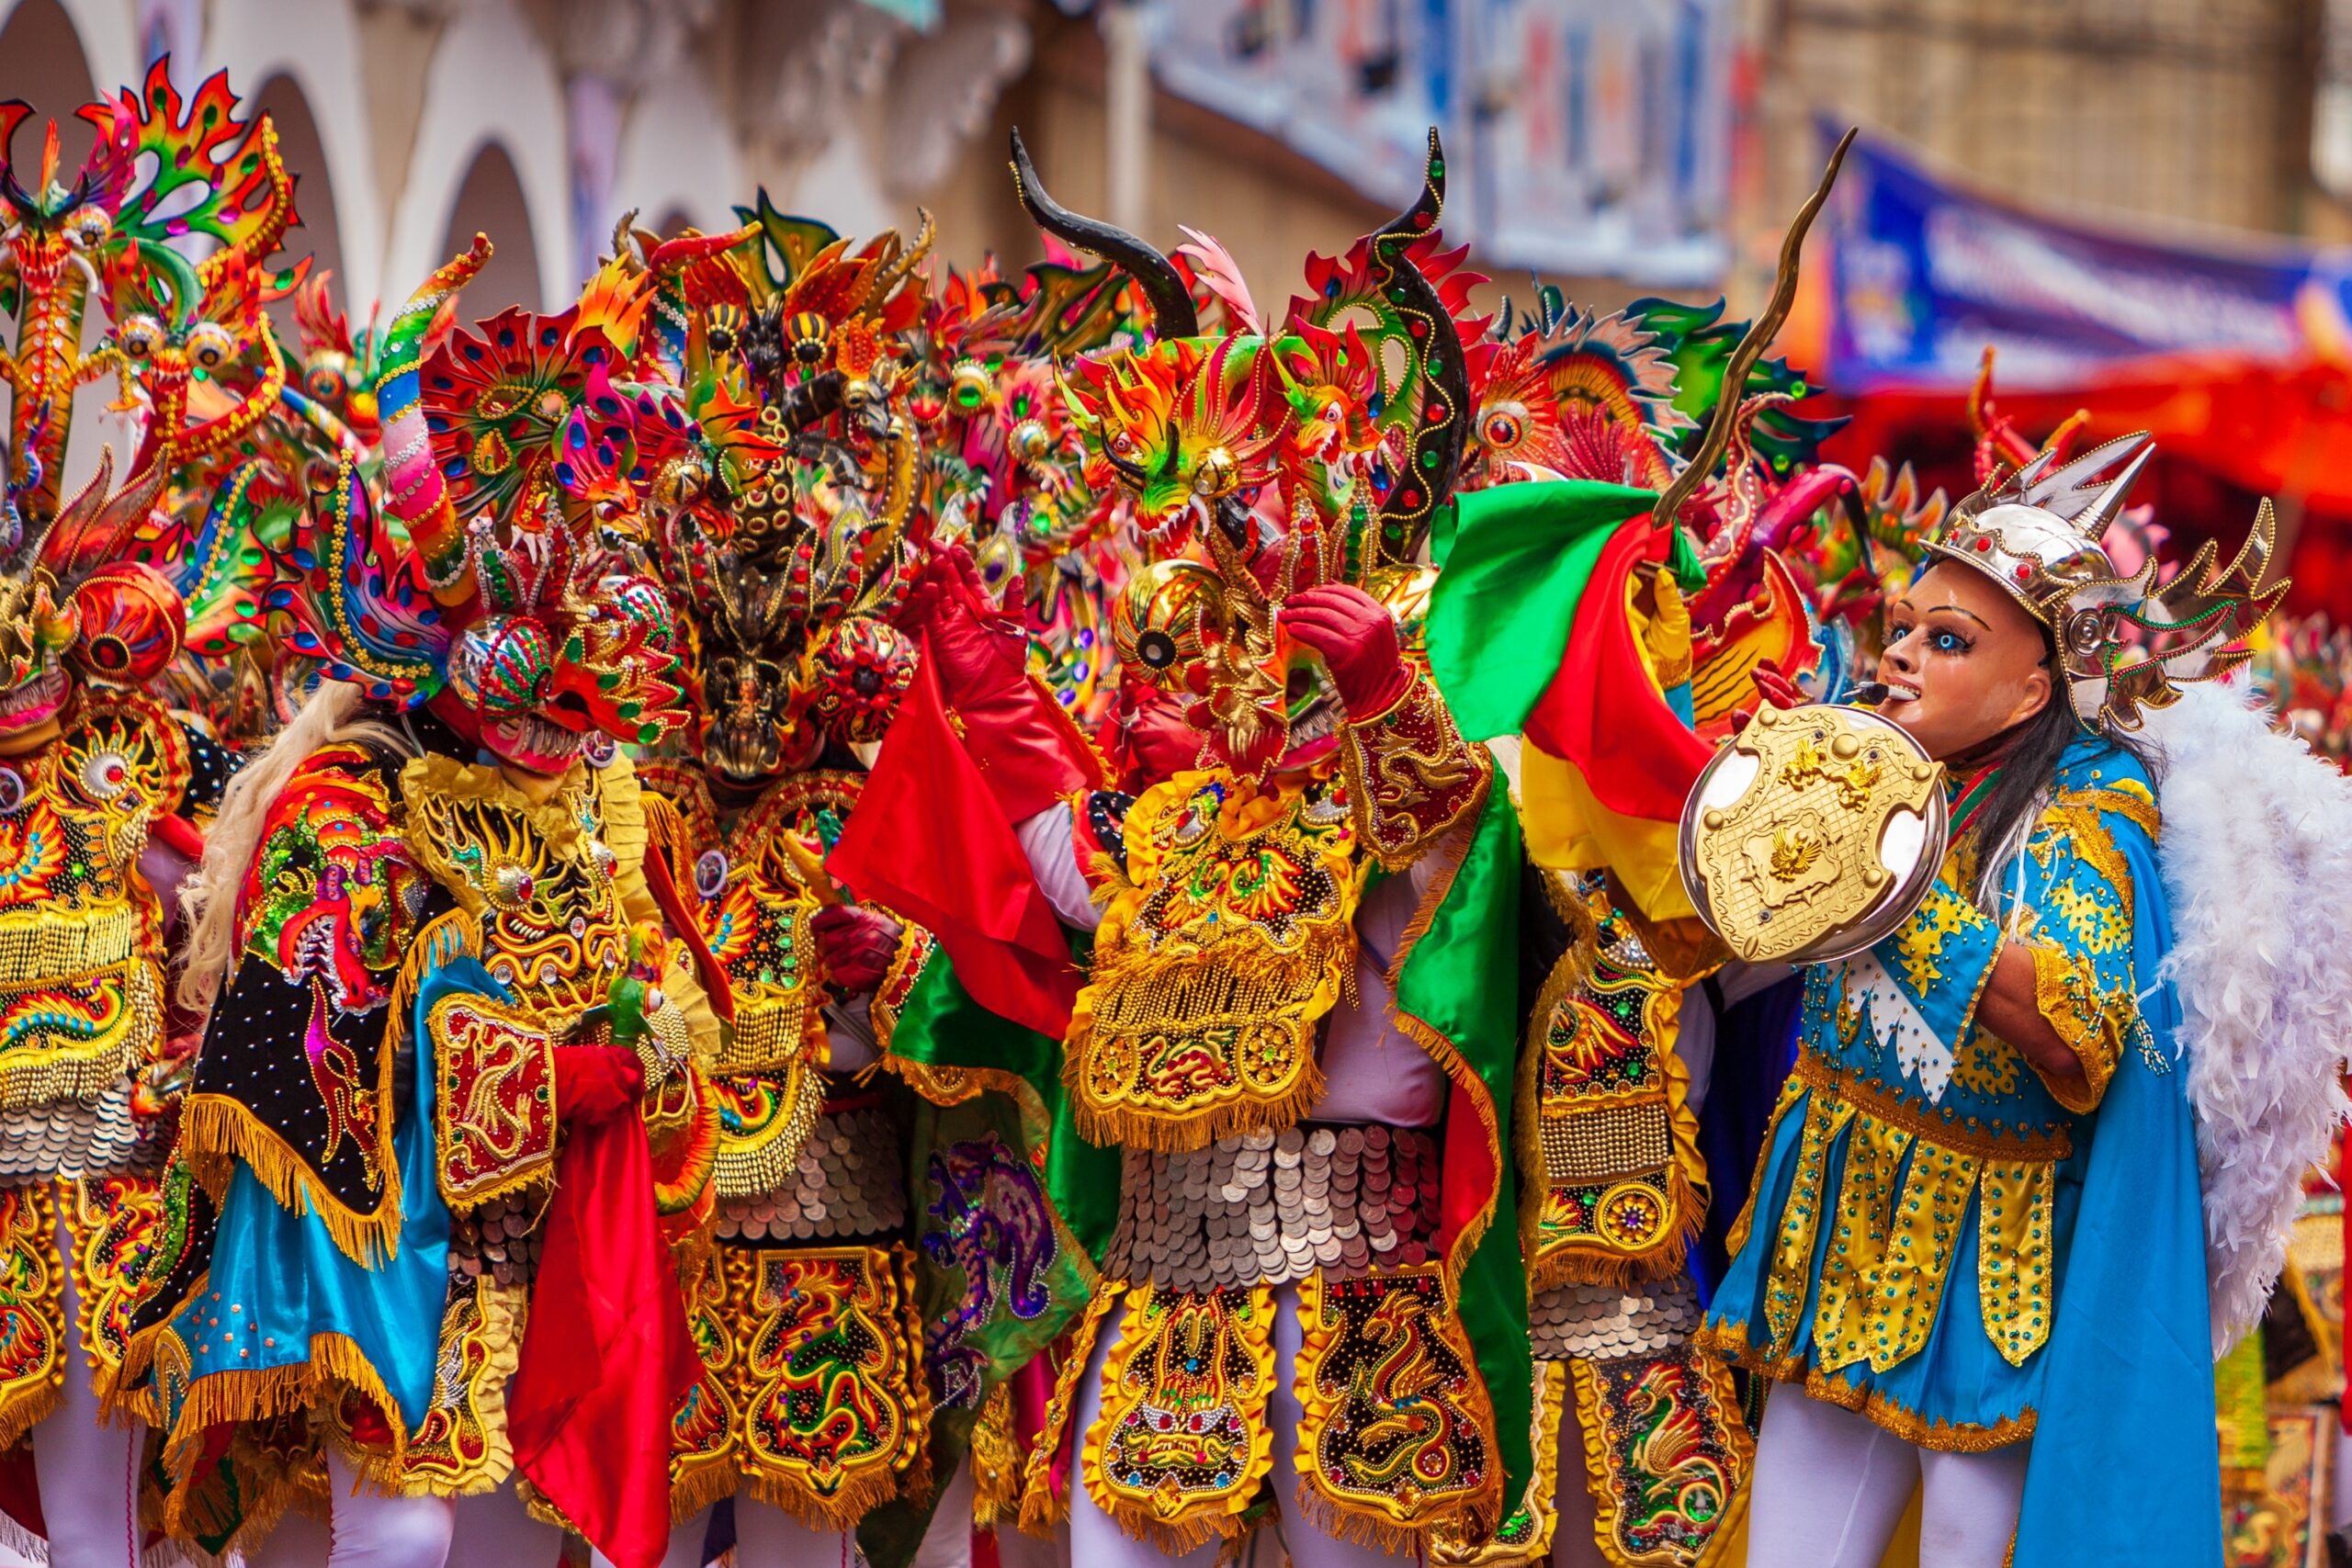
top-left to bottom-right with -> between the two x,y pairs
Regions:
1117,684 -> 1204,786
897,540 -> 1031,700
1747,660 -> 1807,713
552,1044 -> 646,1127
811,903 -> 903,995
894,539 -> 1089,819
1280,584 -> 1412,720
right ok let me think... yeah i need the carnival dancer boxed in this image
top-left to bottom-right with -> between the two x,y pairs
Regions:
120,240 -> 720,1568
1686,433 -> 2301,1567
835,129 -> 1533,1568
0,61 -> 312,1568
619,201 -> 956,1566
0,446 -> 223,1568
1423,165 -> 1896,1567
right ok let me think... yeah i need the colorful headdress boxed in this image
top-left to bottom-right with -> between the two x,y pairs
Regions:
636,208 -> 929,784
1013,127 -> 1474,774
1929,434 -> 2288,731
0,60 -> 299,523
271,240 -> 685,754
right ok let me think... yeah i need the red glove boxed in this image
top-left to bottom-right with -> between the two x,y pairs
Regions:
898,541 -> 1032,692
897,540 -> 1090,819
1748,660 -> 1807,713
553,1044 -> 646,1127
1280,584 -> 1412,720
811,903 -> 902,995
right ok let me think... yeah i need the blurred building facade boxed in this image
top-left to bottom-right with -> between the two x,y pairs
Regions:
1743,0 -> 2334,244
3,0 -> 2346,348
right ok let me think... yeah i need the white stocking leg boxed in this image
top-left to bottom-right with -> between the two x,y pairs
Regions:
1067,1314 -> 1217,1568
447,1483 -> 568,1568
1744,1387 -> 1917,1568
321,1449 -> 456,1568
911,1454 -> 974,1568
32,1208 -> 140,1568
732,1499 -> 855,1568
1915,1443 -> 2028,1568
1545,1365 -> 1607,1568
586,1506 -> 712,1568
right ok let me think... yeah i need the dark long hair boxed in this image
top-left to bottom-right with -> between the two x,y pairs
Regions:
1962,626 -> 2160,904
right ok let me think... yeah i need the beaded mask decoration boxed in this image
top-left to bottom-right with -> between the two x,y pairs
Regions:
268,242 -> 687,769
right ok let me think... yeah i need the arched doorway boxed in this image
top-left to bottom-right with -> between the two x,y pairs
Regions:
441,141 -> 542,316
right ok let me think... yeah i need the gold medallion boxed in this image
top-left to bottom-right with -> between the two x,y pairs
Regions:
1679,705 -> 1946,965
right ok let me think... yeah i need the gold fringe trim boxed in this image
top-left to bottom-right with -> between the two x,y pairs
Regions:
0,904 -> 142,993
1789,1050 -> 2072,1161
1015,1278 -> 1124,1537
894,1243 -> 937,1504
1690,1316 -> 2038,1455
666,1451 -> 741,1527
1062,1044 -> 1329,1156
743,1459 -> 907,1532
1530,1160 -> 1709,1296
159,1330 -> 413,1535
175,1099 -> 402,1269
0,1377 -> 62,1458
711,1066 -> 824,1201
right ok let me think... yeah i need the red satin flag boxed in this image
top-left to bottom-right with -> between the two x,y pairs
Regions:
827,639 -> 1081,1038
506,1108 -> 701,1568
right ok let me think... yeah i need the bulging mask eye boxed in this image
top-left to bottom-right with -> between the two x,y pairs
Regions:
186,322 -> 236,372
64,208 -> 110,249
1481,404 -> 1527,452
949,360 -> 995,412
117,316 -> 163,360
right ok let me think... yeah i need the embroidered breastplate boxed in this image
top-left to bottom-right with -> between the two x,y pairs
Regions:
643,763 -> 857,1075
1072,768 -> 1367,1152
0,689 -> 187,1112
400,750 -> 638,1030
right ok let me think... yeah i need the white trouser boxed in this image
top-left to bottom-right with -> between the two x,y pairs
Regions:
34,1209 -> 141,1568
1745,1385 -> 2027,1568
1069,1281 -> 1420,1568
248,1463 -> 565,1568
599,1487 -> 946,1568
1545,1372 -> 1605,1568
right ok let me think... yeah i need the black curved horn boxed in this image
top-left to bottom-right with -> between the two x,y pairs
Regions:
1008,127 -> 1198,340
1367,129 -> 1469,566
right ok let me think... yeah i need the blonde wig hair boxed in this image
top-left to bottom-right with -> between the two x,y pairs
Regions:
177,679 -> 414,1015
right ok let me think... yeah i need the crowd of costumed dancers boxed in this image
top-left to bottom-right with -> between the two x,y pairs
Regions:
0,62 -> 2348,1568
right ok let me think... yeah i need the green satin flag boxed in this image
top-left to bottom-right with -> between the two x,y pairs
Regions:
1426,480 -> 1658,741
857,942 -> 1114,1568
1391,779 -> 1535,1520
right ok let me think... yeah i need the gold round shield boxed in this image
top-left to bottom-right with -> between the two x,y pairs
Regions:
1678,704 -> 1948,966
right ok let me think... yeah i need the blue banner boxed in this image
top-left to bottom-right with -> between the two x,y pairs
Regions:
1826,124 -> 2349,390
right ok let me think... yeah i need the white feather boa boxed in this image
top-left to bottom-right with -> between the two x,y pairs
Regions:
2144,679 -> 2352,1354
